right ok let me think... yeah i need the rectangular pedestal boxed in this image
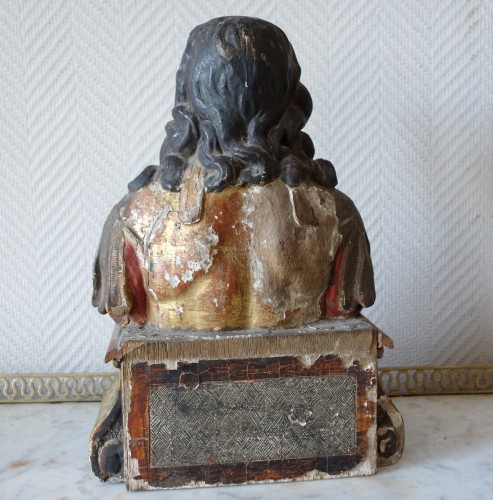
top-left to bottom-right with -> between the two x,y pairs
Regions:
120,318 -> 378,490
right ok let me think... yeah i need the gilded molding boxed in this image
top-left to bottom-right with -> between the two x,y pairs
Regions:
0,372 -> 116,403
379,365 -> 493,396
0,365 -> 492,403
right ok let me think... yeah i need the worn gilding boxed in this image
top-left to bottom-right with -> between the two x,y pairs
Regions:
109,179 -> 342,331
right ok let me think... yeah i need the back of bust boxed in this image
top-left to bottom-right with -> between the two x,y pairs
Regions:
119,175 -> 341,330
91,17 -> 375,331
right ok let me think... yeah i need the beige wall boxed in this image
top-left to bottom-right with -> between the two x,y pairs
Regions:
0,0 -> 492,373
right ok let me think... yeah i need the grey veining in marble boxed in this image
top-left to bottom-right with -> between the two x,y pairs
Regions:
1,395 -> 492,499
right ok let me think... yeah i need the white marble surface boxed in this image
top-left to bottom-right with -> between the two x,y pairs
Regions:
0,395 -> 492,499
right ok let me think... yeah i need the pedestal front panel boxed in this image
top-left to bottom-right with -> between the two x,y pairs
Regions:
149,375 -> 357,467
122,324 -> 378,489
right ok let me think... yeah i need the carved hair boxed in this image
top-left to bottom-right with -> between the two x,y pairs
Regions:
129,16 -> 337,193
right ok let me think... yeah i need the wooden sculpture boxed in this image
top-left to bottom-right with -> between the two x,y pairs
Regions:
90,17 -> 404,490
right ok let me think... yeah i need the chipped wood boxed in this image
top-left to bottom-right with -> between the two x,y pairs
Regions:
90,16 -> 405,491
122,325 -> 378,490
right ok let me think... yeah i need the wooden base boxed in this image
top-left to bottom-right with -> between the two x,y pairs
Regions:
90,318 -> 404,490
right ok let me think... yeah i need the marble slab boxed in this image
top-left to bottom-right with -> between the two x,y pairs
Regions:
1,395 -> 492,499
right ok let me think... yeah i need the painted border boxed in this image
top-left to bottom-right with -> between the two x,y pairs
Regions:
126,355 -> 375,487
0,365 -> 492,403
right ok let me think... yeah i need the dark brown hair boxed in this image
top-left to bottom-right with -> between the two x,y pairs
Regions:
129,16 -> 337,193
